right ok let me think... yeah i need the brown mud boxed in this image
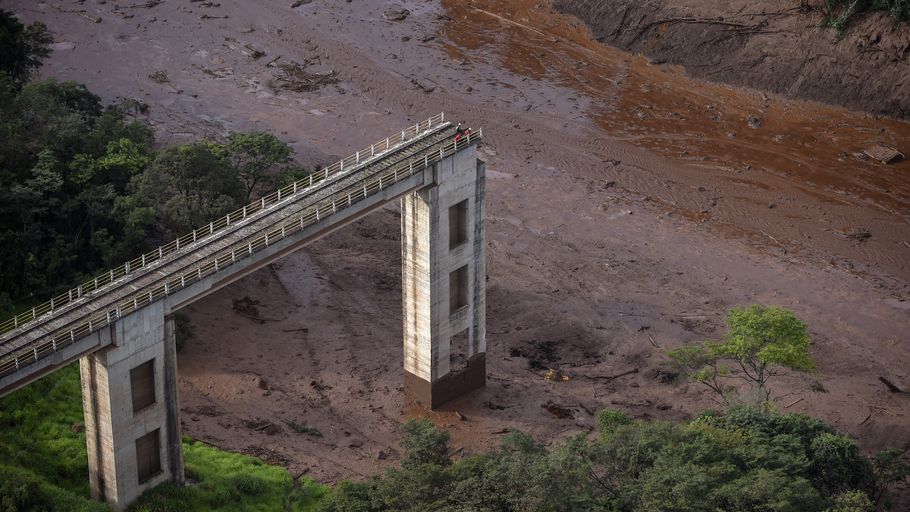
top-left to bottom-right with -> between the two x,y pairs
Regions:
9,0 -> 910,495
555,0 -> 910,119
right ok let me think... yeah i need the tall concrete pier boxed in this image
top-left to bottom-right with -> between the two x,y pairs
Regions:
402,146 -> 486,408
0,115 -> 484,510
79,302 -> 184,507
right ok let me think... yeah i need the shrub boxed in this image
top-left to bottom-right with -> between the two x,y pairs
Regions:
400,418 -> 451,468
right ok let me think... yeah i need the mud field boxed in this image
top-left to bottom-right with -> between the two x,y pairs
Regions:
10,0 -> 909,485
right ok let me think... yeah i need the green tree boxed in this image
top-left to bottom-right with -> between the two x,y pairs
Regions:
871,448 -> 909,508
667,305 -> 814,404
825,490 -> 874,512
0,10 -> 52,86
225,131 -> 292,201
131,141 -> 244,236
0,79 -> 155,310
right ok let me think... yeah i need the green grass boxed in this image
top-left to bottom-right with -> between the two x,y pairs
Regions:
131,440 -> 327,512
0,362 -> 327,512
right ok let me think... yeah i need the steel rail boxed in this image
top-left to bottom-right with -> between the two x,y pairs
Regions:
0,113 -> 446,338
0,128 -> 482,379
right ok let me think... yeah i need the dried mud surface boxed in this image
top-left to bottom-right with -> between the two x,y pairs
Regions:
555,0 -> 910,118
10,0 -> 909,489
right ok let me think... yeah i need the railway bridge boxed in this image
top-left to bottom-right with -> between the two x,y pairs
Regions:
0,114 -> 486,509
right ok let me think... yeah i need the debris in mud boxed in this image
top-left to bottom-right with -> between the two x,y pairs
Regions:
126,0 -> 163,8
291,0 -> 313,7
543,368 -> 570,382
286,420 -> 323,436
53,5 -> 102,23
244,418 -> 283,435
842,227 -> 872,242
384,8 -> 410,21
645,367 -> 678,384
510,340 -> 560,370
268,61 -> 338,93
863,144 -> 904,164
747,115 -> 762,129
245,445 -> 290,465
242,43 -> 266,60
411,77 -> 436,93
310,379 -> 332,391
232,296 -> 263,322
541,401 -> 574,419
878,376 -> 904,393
148,70 -> 170,83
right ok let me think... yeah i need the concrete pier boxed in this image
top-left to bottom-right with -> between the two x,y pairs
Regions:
402,146 -> 486,408
79,301 -> 184,510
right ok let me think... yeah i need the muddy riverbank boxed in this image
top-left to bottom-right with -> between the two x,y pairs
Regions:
555,0 -> 910,118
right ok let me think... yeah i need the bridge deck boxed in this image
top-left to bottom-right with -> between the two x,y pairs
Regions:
0,114 -> 482,390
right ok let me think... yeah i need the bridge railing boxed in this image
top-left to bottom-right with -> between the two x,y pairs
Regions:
0,113 -> 447,338
0,128 -> 482,379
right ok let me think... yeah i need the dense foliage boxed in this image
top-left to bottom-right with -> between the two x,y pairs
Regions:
318,415 -> 907,512
0,10 -> 299,314
0,9 -> 51,85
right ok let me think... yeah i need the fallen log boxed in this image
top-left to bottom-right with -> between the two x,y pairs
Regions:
879,376 -> 903,393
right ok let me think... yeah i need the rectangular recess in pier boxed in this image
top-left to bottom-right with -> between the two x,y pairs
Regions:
449,265 -> 468,313
449,199 -> 468,249
130,359 -> 156,413
135,429 -> 161,484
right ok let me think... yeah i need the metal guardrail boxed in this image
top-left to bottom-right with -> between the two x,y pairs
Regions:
0,128 -> 482,379
0,113 -> 447,338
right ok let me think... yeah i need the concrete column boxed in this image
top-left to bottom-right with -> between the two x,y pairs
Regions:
80,301 -> 184,510
402,145 -> 486,408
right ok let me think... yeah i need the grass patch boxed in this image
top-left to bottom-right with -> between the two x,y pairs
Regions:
131,440 -> 327,512
0,364 -> 98,503
0,361 -> 327,512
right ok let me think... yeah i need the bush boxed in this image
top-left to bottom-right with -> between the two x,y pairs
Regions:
597,408 -> 631,437
0,464 -> 49,512
400,418 -> 451,468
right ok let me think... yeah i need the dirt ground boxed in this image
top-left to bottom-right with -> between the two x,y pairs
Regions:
10,0 -> 909,488
555,0 -> 910,118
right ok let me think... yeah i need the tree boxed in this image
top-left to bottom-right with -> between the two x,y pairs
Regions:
871,448 -> 909,508
131,141 -> 245,236
225,131 -> 292,201
667,305 -> 814,404
0,10 -> 52,86
0,78 -> 155,310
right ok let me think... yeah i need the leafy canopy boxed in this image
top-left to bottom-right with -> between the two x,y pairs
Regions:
667,305 -> 814,404
0,9 -> 52,86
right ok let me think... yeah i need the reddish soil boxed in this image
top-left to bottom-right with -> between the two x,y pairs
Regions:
11,0 -> 909,488
554,0 -> 910,119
